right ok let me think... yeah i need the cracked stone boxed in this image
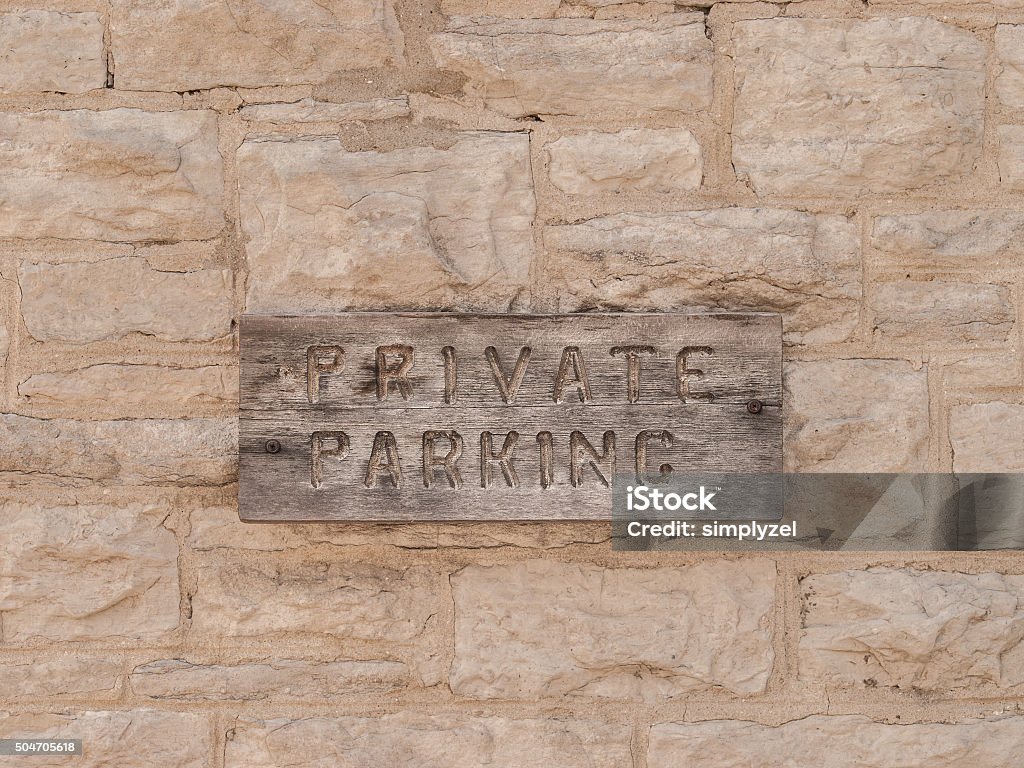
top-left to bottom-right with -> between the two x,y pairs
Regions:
225,713 -> 631,767
450,559 -> 775,700
111,0 -> 404,91
19,259 -> 234,344
239,97 -> 410,124
0,110 -> 223,241
430,15 -> 712,118
648,715 -> 1024,767
870,210 -> 1024,270
870,281 -> 1014,344
1,655 -> 121,698
238,132 -> 535,312
0,710 -> 211,767
0,415 -> 237,487
0,502 -> 179,642
801,568 -> 1024,691
546,128 -> 702,194
950,402 -> 1024,472
0,11 -> 105,93
733,17 -> 985,194
543,209 -> 859,344
131,658 -> 409,700
784,360 -> 929,472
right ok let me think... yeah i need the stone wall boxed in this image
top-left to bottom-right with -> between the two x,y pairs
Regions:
1,0 -> 1023,765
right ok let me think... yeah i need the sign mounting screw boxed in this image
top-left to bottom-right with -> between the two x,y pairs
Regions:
746,399 -> 763,414
265,439 -> 282,454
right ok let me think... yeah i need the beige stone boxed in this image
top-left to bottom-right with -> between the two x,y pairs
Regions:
18,364 -> 238,413
111,0 -> 403,91
132,658 -> 408,700
0,710 -> 211,767
238,132 -> 535,312
430,15 -> 713,118
870,210 -> 1024,270
1,656 -> 121,697
950,402 -> 1024,471
226,713 -> 631,767
191,560 -> 440,641
998,126 -> 1024,189
440,0 -> 560,17
544,209 -> 860,344
546,128 -> 702,194
648,715 -> 1024,767
0,415 -> 237,487
450,559 -> 775,700
0,110 -> 223,241
191,506 -> 609,551
943,352 -> 1021,390
0,11 -> 105,93
996,26 -> 1024,110
0,502 -> 179,642
801,568 -> 1024,691
733,18 -> 985,194
240,97 -> 410,124
784,360 -> 929,472
19,259 -> 234,344
870,281 -> 1014,344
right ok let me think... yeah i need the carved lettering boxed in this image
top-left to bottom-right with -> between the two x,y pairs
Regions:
537,431 -> 554,489
570,430 -> 616,487
311,430 -> 350,489
610,345 -> 656,403
553,346 -> 593,403
364,431 -> 403,488
677,346 -> 714,402
485,346 -> 531,404
375,345 -> 414,401
442,346 -> 457,404
480,431 -> 520,488
423,430 -> 464,489
635,429 -> 674,483
306,345 -> 345,404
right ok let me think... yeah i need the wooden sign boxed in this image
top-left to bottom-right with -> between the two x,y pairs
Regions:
239,313 -> 782,522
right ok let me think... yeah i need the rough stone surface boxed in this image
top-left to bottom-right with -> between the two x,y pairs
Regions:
996,25 -> 1024,109
190,506 -> 609,551
239,97 -> 410,123
132,658 -> 408,700
191,560 -> 440,641
732,18 -> 985,194
950,402 -> 1024,472
870,281 -> 1014,343
450,559 -> 775,700
19,259 -> 233,344
0,503 -> 179,642
0,109 -> 223,241
784,360 -> 929,472
1,656 -> 121,697
0,415 -> 237,487
648,715 -> 1024,767
238,133 -> 535,312
0,710 -> 211,767
546,128 -> 702,194
943,352 -> 1021,391
226,713 -> 631,767
440,0 -> 560,16
544,209 -> 859,344
18,364 -> 238,412
111,0 -> 403,91
0,11 -> 105,93
999,126 -> 1024,189
430,15 -> 713,118
801,568 -> 1024,691
870,210 -> 1024,270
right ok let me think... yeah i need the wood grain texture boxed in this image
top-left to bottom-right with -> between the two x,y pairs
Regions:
239,313 -> 782,521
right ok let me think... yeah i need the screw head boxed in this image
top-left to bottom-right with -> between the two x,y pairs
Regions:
746,399 -> 764,414
264,439 -> 282,454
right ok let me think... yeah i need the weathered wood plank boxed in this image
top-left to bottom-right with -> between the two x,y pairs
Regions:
239,313 -> 782,521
